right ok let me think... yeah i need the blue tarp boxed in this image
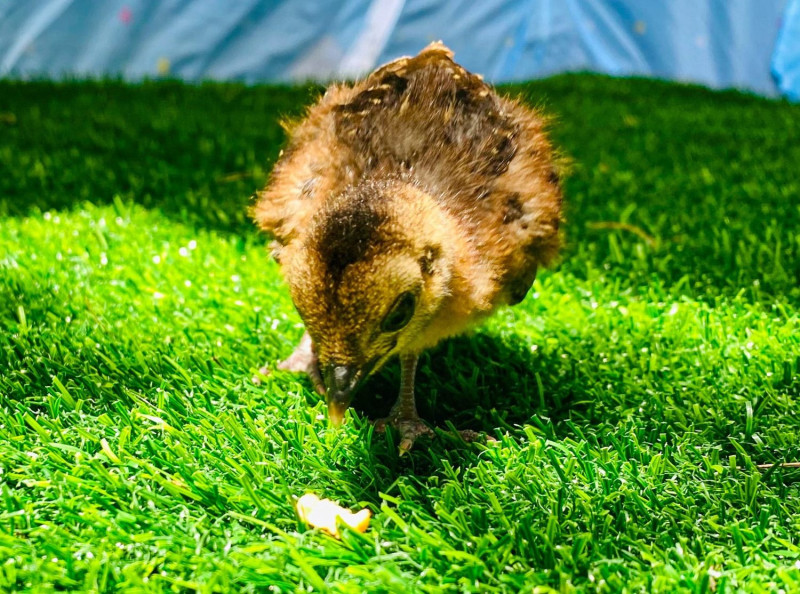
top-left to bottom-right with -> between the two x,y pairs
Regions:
0,0 -> 797,99
773,0 -> 800,100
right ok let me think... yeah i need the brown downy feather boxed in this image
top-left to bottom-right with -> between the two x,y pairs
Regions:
254,41 -> 563,370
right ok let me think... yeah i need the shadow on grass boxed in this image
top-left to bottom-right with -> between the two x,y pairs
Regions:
0,80 -> 321,237
337,328 -> 602,481
352,331 -> 576,433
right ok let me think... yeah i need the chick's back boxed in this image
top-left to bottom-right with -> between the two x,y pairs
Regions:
255,42 -> 562,306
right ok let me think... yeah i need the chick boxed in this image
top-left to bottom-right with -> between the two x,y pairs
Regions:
254,42 -> 562,451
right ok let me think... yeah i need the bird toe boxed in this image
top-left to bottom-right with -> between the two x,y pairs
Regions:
374,414 -> 435,454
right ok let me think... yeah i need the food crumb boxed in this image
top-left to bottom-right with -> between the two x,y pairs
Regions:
296,493 -> 371,537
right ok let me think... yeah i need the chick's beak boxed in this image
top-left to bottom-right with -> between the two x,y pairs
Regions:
323,364 -> 361,426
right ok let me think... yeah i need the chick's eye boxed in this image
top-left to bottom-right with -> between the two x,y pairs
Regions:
381,291 -> 416,333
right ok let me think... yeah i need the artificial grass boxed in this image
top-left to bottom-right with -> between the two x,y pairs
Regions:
0,75 -> 798,592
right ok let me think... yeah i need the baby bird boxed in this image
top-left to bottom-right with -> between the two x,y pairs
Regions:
254,42 -> 562,451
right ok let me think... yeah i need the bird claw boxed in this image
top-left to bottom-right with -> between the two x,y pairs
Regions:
252,365 -> 271,385
374,416 -> 494,454
456,429 -> 496,443
254,333 -> 325,394
374,415 -> 434,454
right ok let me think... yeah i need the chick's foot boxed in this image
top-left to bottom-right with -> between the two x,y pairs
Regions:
254,332 -> 325,395
373,413 -> 435,454
371,354 -> 434,453
374,414 -> 494,453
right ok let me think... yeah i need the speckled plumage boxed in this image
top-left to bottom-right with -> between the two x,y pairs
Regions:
254,42 -> 563,447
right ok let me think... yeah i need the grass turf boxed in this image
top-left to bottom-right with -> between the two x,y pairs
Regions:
0,75 -> 799,592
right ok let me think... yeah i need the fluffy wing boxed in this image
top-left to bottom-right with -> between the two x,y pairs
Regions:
254,42 -> 513,247
333,42 -> 520,192
254,42 -> 561,292
333,42 -> 562,302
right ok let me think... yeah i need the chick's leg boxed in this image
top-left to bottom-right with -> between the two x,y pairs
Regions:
255,332 -> 325,395
374,354 -> 434,452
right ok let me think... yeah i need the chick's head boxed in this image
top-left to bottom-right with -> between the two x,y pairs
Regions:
281,179 -> 454,423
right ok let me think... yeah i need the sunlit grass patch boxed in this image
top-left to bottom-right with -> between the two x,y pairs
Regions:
1,76 -> 799,592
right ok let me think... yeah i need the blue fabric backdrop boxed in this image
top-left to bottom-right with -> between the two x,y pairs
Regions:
774,0 -> 800,100
0,0 -> 798,99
